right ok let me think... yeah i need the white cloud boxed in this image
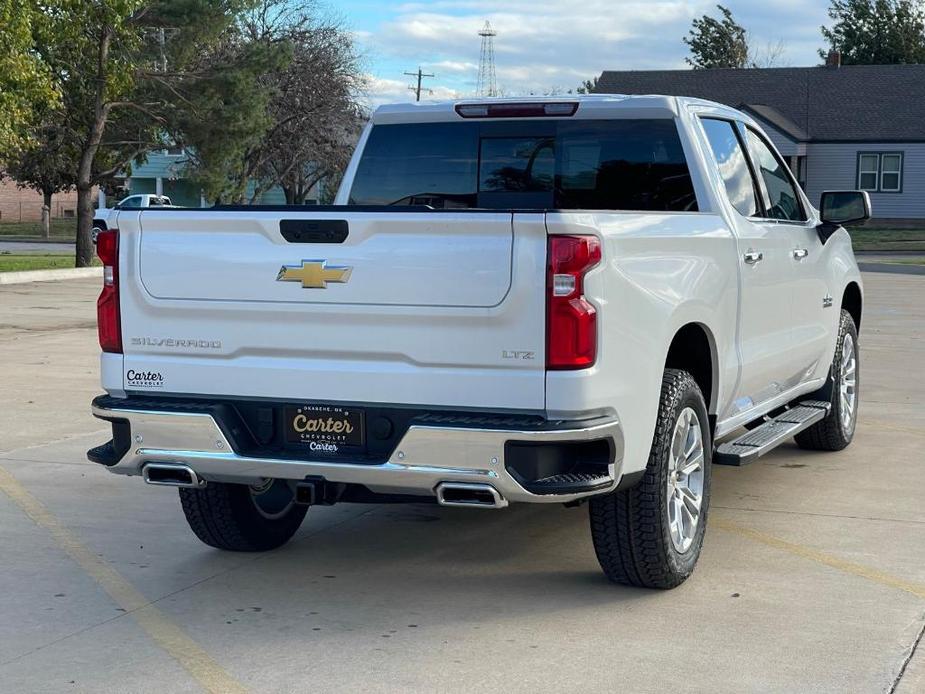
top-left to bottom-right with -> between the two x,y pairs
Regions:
362,75 -> 463,109
430,60 -> 479,74
359,1 -> 831,105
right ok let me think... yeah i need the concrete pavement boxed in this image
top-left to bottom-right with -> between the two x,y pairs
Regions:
1,274 -> 923,693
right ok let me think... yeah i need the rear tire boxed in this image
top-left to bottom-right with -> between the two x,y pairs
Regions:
589,369 -> 712,589
179,479 -> 307,551
795,309 -> 859,451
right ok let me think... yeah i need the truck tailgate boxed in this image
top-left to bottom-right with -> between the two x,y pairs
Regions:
117,210 -> 548,410
138,210 -> 514,307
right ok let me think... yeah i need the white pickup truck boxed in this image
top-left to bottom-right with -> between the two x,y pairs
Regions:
88,95 -> 868,589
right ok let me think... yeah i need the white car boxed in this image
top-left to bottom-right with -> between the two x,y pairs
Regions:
92,195 -> 176,242
88,95 -> 867,588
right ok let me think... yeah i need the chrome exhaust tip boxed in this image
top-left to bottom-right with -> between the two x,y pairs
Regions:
142,463 -> 205,489
435,482 -> 507,509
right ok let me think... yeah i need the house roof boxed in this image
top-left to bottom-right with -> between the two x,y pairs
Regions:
737,104 -> 808,141
596,64 -> 925,142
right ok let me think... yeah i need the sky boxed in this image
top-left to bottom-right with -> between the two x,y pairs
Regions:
338,0 -> 834,107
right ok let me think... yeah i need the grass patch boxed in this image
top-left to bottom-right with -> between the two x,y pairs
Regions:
0,253 -> 99,272
849,227 -> 925,252
0,219 -> 77,239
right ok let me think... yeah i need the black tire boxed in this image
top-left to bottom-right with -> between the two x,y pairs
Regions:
795,309 -> 859,451
589,369 -> 712,589
179,479 -> 307,551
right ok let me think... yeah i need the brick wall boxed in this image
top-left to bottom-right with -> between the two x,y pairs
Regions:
0,176 -> 88,223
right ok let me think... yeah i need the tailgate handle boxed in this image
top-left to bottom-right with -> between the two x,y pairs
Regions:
280,220 -> 348,244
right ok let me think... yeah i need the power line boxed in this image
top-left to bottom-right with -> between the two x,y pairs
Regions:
404,67 -> 435,102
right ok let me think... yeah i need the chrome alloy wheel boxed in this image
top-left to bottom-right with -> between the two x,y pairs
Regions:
666,407 -> 705,554
839,332 -> 858,436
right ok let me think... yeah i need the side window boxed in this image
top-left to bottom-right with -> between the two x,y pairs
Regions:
120,196 -> 141,209
744,127 -> 807,222
700,118 -> 759,218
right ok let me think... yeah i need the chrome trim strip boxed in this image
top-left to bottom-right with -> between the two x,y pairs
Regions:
91,403 -> 624,505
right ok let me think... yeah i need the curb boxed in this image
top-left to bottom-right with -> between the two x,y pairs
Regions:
0,267 -> 102,286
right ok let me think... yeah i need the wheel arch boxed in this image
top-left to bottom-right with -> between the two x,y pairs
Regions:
664,322 -> 718,419
842,281 -> 862,330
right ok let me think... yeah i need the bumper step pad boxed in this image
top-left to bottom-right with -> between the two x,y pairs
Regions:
713,401 -> 831,466
519,471 -> 613,495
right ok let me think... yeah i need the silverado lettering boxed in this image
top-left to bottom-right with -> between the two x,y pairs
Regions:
131,337 -> 222,349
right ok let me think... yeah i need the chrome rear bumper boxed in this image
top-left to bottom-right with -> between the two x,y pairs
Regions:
90,400 -> 625,505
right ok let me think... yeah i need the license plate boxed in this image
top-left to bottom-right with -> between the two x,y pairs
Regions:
285,405 -> 365,452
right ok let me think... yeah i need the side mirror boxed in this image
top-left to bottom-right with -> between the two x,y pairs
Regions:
820,190 -> 871,226
818,191 -> 871,243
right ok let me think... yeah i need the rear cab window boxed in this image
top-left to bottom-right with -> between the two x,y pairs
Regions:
348,119 -> 698,212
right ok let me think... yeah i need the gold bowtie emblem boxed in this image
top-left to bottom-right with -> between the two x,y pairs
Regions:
277,260 -> 353,289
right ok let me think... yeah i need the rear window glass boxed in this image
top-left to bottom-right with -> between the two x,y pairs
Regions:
348,119 -> 697,212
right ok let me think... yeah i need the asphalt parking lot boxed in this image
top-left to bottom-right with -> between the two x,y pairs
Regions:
1,273 -> 923,693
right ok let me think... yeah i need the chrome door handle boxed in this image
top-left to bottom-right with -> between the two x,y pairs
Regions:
744,250 -> 763,265
792,248 -> 809,260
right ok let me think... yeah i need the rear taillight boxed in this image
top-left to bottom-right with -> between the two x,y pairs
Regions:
96,229 -> 122,353
546,235 -> 601,370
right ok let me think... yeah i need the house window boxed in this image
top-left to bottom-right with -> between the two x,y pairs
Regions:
881,153 -> 902,192
857,152 -> 903,193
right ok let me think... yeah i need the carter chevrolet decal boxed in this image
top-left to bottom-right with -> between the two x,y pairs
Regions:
277,260 -> 353,289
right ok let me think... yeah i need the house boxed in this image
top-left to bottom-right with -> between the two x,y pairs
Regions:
595,60 -> 925,223
112,148 -> 289,207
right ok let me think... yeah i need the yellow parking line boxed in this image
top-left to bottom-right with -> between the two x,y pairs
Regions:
0,465 -> 247,694
713,516 -> 925,599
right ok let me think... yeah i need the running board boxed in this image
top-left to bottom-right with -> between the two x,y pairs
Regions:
713,401 -> 831,466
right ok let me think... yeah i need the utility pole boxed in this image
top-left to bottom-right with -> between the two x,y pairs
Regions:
404,67 -> 435,102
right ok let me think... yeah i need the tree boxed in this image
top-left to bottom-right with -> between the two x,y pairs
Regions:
4,119 -> 77,238
820,0 -> 925,64
166,31 -> 287,204
185,0 -> 365,204
684,4 -> 750,69
33,0 -> 282,267
576,77 -> 599,94
0,1 -> 58,152
255,19 -> 365,205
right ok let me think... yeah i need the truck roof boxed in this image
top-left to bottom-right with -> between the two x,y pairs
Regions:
371,94 -> 738,125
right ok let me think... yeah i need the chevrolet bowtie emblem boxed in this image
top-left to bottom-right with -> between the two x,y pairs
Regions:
277,260 -> 353,289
